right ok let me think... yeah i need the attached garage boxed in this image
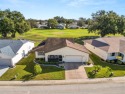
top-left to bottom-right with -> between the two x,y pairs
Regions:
35,38 -> 89,63
65,55 -> 83,62
0,59 -> 12,66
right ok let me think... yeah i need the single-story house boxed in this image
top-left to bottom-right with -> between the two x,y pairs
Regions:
0,40 -> 34,67
84,37 -> 125,62
56,23 -> 66,29
34,38 -> 89,63
39,25 -> 49,29
68,22 -> 80,29
68,25 -> 80,29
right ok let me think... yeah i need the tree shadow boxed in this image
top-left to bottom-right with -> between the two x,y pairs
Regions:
64,62 -> 84,70
41,66 -> 64,74
24,63 -> 35,73
21,74 -> 35,81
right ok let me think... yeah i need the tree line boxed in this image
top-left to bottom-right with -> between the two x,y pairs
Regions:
27,16 -> 91,29
27,10 -> 125,37
0,9 -> 125,38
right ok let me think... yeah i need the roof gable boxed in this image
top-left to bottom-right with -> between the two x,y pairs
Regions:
0,39 -> 29,58
0,46 -> 15,57
35,38 -> 89,53
85,37 -> 125,53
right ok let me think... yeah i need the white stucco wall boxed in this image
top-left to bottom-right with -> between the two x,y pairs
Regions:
0,41 -> 34,67
107,53 -> 118,60
84,43 -> 108,60
11,42 -> 34,66
45,47 -> 89,62
35,52 -> 45,58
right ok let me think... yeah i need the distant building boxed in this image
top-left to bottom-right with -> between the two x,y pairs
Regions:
68,22 -> 79,29
37,21 -> 49,29
81,24 -> 88,29
56,23 -> 66,29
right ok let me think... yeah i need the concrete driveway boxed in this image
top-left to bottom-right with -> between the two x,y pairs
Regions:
64,62 -> 88,80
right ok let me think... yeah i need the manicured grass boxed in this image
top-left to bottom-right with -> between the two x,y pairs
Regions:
15,28 -> 97,41
15,28 -> 122,41
14,28 -> 121,46
85,53 -> 125,78
0,53 -> 65,81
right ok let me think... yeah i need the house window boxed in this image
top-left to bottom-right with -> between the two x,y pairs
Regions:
48,55 -> 62,62
118,53 -> 124,60
111,53 -> 115,56
118,53 -> 122,56
38,52 -> 44,55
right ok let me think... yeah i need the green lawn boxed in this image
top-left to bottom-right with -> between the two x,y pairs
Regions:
0,53 -> 65,81
85,53 -> 125,78
15,28 -> 97,41
15,28 -> 122,40
14,28 -> 121,46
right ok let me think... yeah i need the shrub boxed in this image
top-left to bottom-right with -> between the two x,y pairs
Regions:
110,60 -> 115,64
34,64 -> 42,75
87,61 -> 91,65
123,62 -> 125,65
93,65 -> 102,72
106,60 -> 110,63
117,60 -> 123,65
109,72 -> 114,77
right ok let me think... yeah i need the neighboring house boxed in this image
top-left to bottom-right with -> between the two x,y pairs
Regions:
69,25 -> 80,29
39,25 -> 48,29
37,21 -> 49,29
0,40 -> 34,67
56,23 -> 66,29
68,22 -> 80,29
34,38 -> 89,63
82,24 -> 88,29
84,37 -> 125,62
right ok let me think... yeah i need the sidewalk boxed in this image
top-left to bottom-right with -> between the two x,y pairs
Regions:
0,77 -> 125,86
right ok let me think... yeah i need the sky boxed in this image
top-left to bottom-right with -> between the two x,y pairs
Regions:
0,0 -> 124,20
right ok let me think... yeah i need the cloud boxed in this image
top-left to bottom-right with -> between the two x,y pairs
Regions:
61,0 -> 117,7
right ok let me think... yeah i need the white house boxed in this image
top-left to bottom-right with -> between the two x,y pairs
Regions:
56,23 -> 66,29
68,22 -> 80,29
84,37 -> 125,62
34,38 -> 89,63
0,40 -> 34,67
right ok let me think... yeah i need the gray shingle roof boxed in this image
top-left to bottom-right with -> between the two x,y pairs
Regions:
0,40 -> 28,54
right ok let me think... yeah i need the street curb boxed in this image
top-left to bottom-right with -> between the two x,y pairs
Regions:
0,77 -> 125,86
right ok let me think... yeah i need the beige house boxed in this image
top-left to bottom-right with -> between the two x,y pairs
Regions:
34,38 -> 89,63
84,37 -> 125,62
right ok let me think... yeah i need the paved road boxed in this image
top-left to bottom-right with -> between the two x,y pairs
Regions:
65,62 -> 87,79
0,82 -> 125,94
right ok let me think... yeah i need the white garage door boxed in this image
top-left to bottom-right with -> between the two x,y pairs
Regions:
65,55 -> 83,62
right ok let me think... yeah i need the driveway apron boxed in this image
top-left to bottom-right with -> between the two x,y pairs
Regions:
64,62 -> 88,80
